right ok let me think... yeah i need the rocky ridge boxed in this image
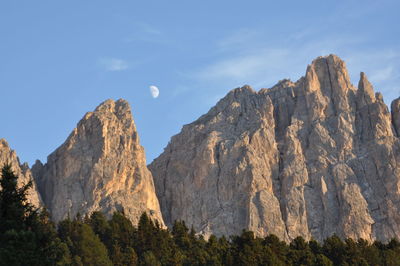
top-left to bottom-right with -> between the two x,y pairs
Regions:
1,54 -> 399,243
150,54 -> 400,242
0,139 -> 42,207
32,99 -> 164,225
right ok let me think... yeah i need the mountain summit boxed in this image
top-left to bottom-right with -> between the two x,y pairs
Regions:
32,99 -> 164,225
149,54 -> 400,242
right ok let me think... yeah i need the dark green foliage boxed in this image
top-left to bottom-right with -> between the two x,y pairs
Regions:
227,230 -> 285,266
171,221 -> 209,265
314,254 -> 333,266
288,236 -> 315,265
0,164 -> 66,265
0,164 -> 35,232
142,251 -> 161,266
58,218 -> 112,266
52,211 -> 400,266
88,211 -> 110,241
322,234 -> 347,264
3,164 -> 400,265
264,234 -> 290,264
135,213 -> 181,265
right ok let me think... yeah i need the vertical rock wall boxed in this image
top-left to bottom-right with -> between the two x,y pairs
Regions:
150,55 -> 400,242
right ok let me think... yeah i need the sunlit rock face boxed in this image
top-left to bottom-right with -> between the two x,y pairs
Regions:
0,139 -> 42,207
150,55 -> 400,242
32,99 -> 164,226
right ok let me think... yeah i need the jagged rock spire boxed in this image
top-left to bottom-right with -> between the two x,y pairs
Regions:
357,72 -> 376,106
32,99 -> 164,225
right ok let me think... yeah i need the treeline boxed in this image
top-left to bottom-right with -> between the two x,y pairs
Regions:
2,165 -> 400,265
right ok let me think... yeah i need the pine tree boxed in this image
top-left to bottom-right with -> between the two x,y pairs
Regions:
58,218 -> 112,266
136,212 -> 180,265
0,164 -> 66,265
322,235 -> 347,265
0,164 -> 35,232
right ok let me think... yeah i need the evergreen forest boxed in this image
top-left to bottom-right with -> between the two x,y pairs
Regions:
2,164 -> 400,266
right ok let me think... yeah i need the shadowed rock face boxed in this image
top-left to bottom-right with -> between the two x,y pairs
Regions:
32,99 -> 164,225
392,97 -> 400,137
149,54 -> 400,242
0,139 -> 42,207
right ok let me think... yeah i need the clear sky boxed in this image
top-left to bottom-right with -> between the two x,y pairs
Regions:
1,0 -> 399,166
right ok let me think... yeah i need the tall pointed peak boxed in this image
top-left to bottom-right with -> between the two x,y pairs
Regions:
94,98 -> 132,115
357,72 -> 376,105
307,54 -> 350,78
0,138 -> 10,149
78,98 -> 137,142
311,54 -> 344,64
34,98 -> 164,225
307,54 -> 346,71
304,54 -> 353,96
358,72 -> 373,90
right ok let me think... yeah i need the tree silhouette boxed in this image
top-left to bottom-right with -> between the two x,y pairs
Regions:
0,164 -> 66,265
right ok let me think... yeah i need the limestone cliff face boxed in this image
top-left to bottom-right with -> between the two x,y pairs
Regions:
150,55 -> 400,242
0,139 -> 42,207
32,99 -> 164,225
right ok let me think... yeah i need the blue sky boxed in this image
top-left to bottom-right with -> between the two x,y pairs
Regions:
0,0 -> 399,166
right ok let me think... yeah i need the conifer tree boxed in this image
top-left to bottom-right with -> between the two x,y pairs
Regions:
58,218 -> 112,266
0,164 -> 66,265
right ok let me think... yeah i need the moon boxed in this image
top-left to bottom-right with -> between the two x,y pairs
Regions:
149,85 -> 159,98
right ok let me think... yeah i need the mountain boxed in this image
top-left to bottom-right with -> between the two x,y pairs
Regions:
2,54 -> 399,243
149,54 -> 400,242
0,139 -> 42,207
32,99 -> 164,225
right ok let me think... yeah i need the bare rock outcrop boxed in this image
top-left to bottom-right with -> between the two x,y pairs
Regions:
32,99 -> 164,225
391,97 -> 400,137
0,139 -> 42,207
150,55 -> 400,242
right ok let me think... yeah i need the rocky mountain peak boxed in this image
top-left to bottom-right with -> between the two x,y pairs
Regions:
2,54 -> 399,244
215,85 -> 257,107
307,55 -> 351,83
357,72 -> 376,106
79,98 -> 139,145
33,99 -> 164,225
94,98 -> 132,120
150,54 -> 400,242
